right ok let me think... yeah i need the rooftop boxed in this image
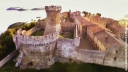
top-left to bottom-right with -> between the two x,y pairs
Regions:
94,30 -> 121,48
108,21 -> 125,34
75,16 -> 95,26
88,25 -> 104,34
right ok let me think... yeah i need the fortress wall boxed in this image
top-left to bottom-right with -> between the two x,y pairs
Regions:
19,41 -> 56,69
76,49 -> 105,64
61,23 -> 75,32
36,20 -> 46,29
103,45 -> 125,69
56,38 -> 77,58
61,26 -> 74,32
15,32 -> 58,46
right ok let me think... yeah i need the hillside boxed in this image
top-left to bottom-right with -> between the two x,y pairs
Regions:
0,21 -> 37,60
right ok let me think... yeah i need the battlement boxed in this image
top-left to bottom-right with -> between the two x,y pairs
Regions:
45,5 -> 62,13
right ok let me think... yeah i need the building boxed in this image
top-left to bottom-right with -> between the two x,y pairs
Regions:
13,5 -> 125,70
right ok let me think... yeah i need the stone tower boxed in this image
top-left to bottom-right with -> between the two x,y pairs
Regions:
44,5 -> 62,35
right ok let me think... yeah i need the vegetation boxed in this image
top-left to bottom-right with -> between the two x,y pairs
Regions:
119,19 -> 128,27
0,21 -> 37,60
0,58 -> 126,72
82,11 -> 88,17
60,32 -> 74,39
96,13 -> 101,17
31,29 -> 44,36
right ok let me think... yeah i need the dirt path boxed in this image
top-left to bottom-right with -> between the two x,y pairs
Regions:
78,37 -> 97,50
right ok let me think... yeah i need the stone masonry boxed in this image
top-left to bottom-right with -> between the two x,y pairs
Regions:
13,5 -> 125,70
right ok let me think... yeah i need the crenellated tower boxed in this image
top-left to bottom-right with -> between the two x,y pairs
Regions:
44,5 -> 62,35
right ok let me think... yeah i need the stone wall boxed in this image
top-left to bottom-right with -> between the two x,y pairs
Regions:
36,20 -> 46,29
76,49 -> 105,65
56,38 -> 78,58
19,41 -> 56,69
104,45 -> 125,69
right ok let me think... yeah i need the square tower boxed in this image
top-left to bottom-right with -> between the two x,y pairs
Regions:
44,5 -> 62,35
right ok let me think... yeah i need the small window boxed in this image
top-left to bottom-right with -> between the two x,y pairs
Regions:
116,50 -> 118,54
114,57 -> 116,61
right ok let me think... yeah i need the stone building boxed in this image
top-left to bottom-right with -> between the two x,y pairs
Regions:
13,5 -> 125,70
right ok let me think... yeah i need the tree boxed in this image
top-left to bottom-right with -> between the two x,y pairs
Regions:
96,13 -> 101,17
82,11 -> 88,17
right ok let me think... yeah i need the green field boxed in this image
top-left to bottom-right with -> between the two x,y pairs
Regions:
0,58 -> 125,72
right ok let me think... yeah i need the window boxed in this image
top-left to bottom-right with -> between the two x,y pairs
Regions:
114,57 -> 116,61
116,50 -> 118,54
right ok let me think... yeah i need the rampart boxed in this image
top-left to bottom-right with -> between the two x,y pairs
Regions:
55,38 -> 80,63
104,45 -> 125,69
76,49 -> 105,65
15,31 -> 58,45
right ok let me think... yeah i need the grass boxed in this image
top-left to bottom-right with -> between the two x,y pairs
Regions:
60,32 -> 74,39
0,58 -> 126,72
31,29 -> 44,36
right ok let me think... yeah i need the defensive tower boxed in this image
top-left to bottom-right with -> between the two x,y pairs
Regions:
44,5 -> 62,35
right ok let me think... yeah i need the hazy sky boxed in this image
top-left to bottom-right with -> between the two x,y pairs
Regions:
0,0 -> 128,19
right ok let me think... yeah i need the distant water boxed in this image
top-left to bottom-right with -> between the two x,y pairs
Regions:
0,10 -> 46,33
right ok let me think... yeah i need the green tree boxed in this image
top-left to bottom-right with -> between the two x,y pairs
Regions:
82,11 -> 88,17
96,13 -> 101,17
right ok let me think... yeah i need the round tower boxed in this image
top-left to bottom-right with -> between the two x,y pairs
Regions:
44,5 -> 62,35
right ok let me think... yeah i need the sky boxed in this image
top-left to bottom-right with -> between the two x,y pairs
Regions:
0,0 -> 128,19
0,0 -> 128,33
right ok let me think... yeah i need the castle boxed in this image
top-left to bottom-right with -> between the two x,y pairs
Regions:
13,5 -> 126,70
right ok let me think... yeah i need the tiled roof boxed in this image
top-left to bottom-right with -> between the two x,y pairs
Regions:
88,25 -> 104,34
108,21 -> 125,34
75,16 -> 95,26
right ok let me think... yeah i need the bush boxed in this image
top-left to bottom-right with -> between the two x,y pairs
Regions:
0,21 -> 37,60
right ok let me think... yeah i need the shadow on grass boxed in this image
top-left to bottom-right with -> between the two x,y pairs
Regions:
0,58 -> 126,72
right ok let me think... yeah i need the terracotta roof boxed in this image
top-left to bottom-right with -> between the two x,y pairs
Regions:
94,30 -> 122,48
100,17 -> 113,24
108,21 -> 125,34
88,25 -> 104,34
75,16 -> 95,26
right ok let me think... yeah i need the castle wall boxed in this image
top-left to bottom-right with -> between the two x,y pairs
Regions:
36,20 -> 46,29
19,41 -> 56,69
76,49 -> 105,65
104,45 -> 125,69
15,32 -> 58,45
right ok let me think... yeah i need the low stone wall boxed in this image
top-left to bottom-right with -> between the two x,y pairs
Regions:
0,50 -> 18,68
